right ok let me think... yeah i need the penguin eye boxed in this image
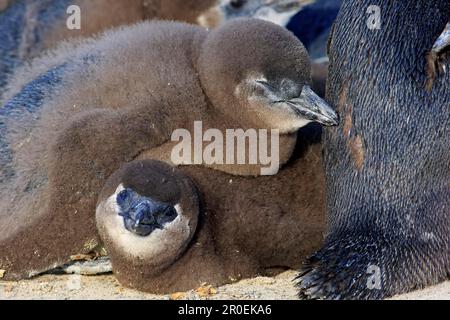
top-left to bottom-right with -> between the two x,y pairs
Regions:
230,0 -> 246,9
164,206 -> 177,218
256,80 -> 277,91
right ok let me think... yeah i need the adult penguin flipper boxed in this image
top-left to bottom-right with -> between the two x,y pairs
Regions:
426,21 -> 450,89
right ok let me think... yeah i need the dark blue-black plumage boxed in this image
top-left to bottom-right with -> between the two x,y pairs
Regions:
297,0 -> 450,300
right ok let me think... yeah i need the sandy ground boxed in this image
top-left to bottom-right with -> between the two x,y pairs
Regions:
1,270 -> 449,300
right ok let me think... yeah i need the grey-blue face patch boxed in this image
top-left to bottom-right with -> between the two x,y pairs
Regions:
116,188 -> 178,237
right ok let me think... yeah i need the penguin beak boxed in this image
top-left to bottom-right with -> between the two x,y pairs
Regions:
286,85 -> 339,126
129,201 -> 170,236
117,190 -> 178,237
133,203 -> 163,230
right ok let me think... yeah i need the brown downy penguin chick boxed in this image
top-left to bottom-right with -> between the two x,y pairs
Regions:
0,19 -> 336,280
97,144 -> 326,293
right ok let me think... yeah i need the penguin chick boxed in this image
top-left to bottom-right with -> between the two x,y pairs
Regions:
96,161 -> 200,276
96,149 -> 326,293
197,19 -> 338,134
0,19 -> 336,280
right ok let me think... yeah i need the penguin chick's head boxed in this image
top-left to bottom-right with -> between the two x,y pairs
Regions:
96,160 -> 199,270
198,18 -> 338,134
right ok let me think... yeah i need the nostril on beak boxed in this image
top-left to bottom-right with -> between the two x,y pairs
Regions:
134,209 -> 147,228
163,206 -> 177,218
133,202 -> 155,225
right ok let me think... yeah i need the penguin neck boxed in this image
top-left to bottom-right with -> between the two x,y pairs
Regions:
187,29 -> 245,131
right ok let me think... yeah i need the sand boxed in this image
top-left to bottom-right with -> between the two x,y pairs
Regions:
1,270 -> 448,300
